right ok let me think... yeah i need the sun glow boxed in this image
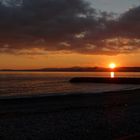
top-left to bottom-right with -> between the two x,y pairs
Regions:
109,63 -> 116,69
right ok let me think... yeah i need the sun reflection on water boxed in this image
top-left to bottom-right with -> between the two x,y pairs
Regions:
110,72 -> 115,78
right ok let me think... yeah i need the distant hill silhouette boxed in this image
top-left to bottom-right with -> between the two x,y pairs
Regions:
1,67 -> 140,72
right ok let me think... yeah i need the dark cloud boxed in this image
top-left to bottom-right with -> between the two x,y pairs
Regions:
0,0 -> 139,55
116,6 -> 140,38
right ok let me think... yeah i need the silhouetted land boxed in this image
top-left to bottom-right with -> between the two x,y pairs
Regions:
70,77 -> 140,84
0,89 -> 140,139
1,67 -> 140,72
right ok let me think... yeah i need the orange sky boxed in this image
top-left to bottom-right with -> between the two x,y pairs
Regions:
0,52 -> 140,69
0,0 -> 140,69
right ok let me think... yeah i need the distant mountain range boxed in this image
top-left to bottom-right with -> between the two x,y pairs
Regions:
1,67 -> 140,72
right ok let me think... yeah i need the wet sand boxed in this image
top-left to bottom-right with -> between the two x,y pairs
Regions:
0,89 -> 140,140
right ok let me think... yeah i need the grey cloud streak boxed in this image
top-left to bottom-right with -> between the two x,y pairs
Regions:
0,0 -> 140,55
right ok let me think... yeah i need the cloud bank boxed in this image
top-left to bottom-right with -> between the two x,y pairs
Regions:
0,0 -> 140,55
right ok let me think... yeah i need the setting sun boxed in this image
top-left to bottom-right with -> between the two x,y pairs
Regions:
109,63 -> 116,69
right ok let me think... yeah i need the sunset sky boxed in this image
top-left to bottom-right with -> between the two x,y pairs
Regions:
0,0 -> 140,69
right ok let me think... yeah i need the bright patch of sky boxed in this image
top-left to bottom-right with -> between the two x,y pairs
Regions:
87,0 -> 140,14
1,0 -> 23,7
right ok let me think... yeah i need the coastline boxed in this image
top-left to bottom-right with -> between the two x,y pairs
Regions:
0,87 -> 139,99
0,88 -> 140,113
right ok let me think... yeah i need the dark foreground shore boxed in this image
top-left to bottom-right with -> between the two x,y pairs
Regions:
0,89 -> 140,140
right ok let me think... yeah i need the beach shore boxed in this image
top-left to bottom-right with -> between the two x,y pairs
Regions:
0,89 -> 140,140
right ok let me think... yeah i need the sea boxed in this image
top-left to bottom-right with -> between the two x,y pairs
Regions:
0,72 -> 140,97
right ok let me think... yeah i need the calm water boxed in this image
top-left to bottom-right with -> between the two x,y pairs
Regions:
0,72 -> 140,97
